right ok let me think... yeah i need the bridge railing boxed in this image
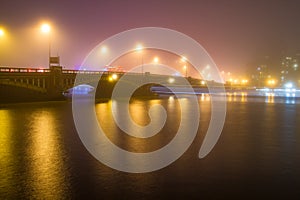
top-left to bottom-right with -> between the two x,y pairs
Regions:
62,69 -> 106,74
0,67 -> 50,73
62,69 -> 129,75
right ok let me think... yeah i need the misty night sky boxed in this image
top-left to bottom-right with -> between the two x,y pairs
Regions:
1,0 -> 300,75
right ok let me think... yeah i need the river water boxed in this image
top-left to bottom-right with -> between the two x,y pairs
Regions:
0,96 -> 300,199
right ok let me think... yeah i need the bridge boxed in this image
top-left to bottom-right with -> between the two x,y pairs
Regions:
0,66 -> 206,103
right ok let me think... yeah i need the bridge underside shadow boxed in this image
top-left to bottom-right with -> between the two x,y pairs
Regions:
70,78 -> 156,99
0,84 -> 56,103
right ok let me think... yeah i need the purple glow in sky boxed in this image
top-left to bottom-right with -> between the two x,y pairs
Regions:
0,0 -> 300,75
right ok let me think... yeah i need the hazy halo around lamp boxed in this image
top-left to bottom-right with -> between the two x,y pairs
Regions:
40,23 -> 51,33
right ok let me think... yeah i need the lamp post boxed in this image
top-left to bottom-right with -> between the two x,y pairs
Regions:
181,56 -> 188,78
136,44 -> 144,74
183,65 -> 187,78
40,23 -> 51,68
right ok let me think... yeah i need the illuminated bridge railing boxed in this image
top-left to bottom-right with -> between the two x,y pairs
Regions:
0,66 -> 128,75
0,67 -> 51,73
62,69 -> 130,75
62,69 -> 108,74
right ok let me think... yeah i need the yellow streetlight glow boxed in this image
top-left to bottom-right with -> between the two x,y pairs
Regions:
135,43 -> 144,74
241,79 -> 248,84
112,73 -> 118,80
267,79 -> 276,86
153,57 -> 159,63
168,78 -> 175,84
109,73 -> 118,82
40,23 -> 51,33
183,65 -> 187,77
0,29 -> 4,37
40,22 -> 53,67
101,46 -> 108,54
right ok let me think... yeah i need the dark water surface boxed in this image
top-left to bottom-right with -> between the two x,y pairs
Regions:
1,96 -> 300,199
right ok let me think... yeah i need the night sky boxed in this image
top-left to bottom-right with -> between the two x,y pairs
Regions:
1,0 -> 300,75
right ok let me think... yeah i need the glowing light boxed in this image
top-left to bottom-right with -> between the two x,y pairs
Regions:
168,77 -> 175,83
284,82 -> 293,89
111,73 -> 118,80
135,44 -> 143,51
241,79 -> 248,84
267,79 -> 276,86
40,23 -> 51,33
183,65 -> 188,77
181,56 -> 187,62
168,96 -> 174,101
200,80 -> 206,85
153,57 -> 159,63
0,28 -> 4,37
101,46 -> 108,54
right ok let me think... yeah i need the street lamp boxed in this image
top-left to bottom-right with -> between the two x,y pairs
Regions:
181,56 -> 188,77
267,79 -> 276,88
183,65 -> 187,78
0,28 -> 4,37
40,23 -> 51,67
135,44 -> 144,74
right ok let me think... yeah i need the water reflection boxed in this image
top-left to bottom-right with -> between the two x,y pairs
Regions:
0,110 -> 14,196
199,93 -> 210,102
285,99 -> 296,104
95,99 -> 179,153
224,92 -> 300,104
27,110 -> 70,199
0,106 -> 71,199
1,97 -> 300,198
265,95 -> 275,104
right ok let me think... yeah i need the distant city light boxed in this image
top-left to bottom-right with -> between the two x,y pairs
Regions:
241,79 -> 248,84
168,77 -> 175,83
267,79 -> 276,85
284,82 -> 293,89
